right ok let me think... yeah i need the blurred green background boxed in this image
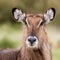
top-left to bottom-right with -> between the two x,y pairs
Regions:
0,0 -> 60,60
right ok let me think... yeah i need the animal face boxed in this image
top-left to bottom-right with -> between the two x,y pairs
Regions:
12,8 -> 55,49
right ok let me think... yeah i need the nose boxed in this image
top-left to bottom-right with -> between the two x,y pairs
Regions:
26,36 -> 38,47
28,36 -> 36,44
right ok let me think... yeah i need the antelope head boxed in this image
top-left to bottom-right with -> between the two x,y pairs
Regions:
12,8 -> 55,49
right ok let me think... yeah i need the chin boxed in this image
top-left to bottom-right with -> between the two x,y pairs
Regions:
26,44 -> 39,50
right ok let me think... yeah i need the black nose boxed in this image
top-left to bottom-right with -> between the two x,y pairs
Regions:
28,37 -> 36,44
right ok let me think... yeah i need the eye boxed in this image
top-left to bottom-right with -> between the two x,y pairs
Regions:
40,21 -> 45,26
23,19 -> 30,27
23,19 -> 27,25
37,19 -> 45,27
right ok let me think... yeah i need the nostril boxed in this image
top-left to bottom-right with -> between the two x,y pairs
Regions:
28,39 -> 31,42
28,38 -> 36,43
33,39 -> 36,42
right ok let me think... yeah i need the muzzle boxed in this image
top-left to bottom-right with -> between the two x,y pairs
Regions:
26,36 -> 38,48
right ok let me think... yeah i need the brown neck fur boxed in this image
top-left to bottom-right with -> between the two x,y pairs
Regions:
18,46 -> 44,60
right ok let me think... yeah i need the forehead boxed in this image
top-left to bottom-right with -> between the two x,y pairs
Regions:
26,14 -> 44,23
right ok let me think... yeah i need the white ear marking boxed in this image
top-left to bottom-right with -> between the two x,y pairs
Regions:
12,8 -> 26,22
44,8 -> 55,24
14,9 -> 22,20
17,13 -> 25,22
44,13 -> 52,24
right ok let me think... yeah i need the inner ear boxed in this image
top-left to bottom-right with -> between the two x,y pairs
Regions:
12,7 -> 26,24
48,8 -> 55,20
44,8 -> 56,24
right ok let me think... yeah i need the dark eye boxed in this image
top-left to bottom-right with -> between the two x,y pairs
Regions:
23,19 -> 30,27
22,17 -> 29,26
40,21 -> 45,26
38,20 -> 45,27
23,20 -> 27,25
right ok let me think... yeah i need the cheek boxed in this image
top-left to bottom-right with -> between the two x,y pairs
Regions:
38,37 -> 44,48
22,27 -> 31,43
37,29 -> 45,47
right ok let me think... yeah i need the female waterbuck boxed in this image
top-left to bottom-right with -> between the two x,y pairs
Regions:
0,8 -> 55,60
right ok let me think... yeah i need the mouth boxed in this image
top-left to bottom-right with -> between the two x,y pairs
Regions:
26,36 -> 38,48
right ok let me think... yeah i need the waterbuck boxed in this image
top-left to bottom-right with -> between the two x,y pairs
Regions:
0,8 -> 55,60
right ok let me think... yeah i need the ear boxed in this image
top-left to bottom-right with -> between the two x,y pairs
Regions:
12,8 -> 26,22
44,8 -> 56,24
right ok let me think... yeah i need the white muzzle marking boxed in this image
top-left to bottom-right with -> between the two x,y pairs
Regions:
26,36 -> 38,48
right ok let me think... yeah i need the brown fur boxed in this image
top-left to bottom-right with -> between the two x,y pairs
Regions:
0,14 -> 52,60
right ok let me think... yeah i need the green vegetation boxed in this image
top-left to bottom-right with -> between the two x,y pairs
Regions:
0,23 -> 22,49
52,49 -> 60,60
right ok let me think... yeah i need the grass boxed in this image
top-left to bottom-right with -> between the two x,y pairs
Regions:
52,49 -> 60,60
0,23 -> 22,49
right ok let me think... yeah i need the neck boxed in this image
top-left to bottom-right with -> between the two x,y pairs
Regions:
18,46 -> 43,60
